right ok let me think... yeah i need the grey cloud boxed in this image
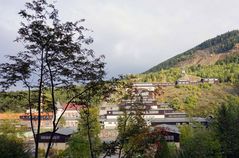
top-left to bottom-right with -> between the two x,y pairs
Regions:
1,0 -> 239,78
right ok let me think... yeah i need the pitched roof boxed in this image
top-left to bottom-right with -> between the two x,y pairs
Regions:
155,124 -> 180,134
56,127 -> 77,135
63,103 -> 83,111
39,127 -> 77,136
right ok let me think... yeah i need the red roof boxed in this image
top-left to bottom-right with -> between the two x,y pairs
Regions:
63,103 -> 83,111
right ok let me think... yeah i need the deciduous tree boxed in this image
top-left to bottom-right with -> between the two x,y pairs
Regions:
0,0 -> 105,157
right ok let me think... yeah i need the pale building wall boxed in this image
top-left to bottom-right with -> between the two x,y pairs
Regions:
104,121 -> 117,129
39,142 -> 68,151
144,115 -> 165,119
106,115 -> 119,119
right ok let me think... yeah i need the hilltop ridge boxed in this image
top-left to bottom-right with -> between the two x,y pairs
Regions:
145,30 -> 239,73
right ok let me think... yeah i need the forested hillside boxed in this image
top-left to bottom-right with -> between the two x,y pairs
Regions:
134,62 -> 239,83
127,57 -> 239,116
146,30 -> 239,73
157,84 -> 239,116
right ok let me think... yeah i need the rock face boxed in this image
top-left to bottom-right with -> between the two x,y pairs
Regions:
146,30 -> 239,73
175,47 -> 239,68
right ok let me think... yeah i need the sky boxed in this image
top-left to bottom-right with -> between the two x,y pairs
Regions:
1,0 -> 239,78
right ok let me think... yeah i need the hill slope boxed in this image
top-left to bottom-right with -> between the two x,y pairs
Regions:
146,30 -> 239,73
156,83 -> 239,116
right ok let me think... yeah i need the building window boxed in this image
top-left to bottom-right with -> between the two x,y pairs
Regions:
165,135 -> 174,141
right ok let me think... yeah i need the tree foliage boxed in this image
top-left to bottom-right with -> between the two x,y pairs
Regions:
0,135 -> 30,158
62,79 -> 120,158
64,107 -> 101,158
0,120 -> 30,158
189,63 -> 239,83
0,91 -> 28,112
116,110 -> 170,158
214,97 -> 239,157
0,0 -> 105,89
130,68 -> 181,83
179,125 -> 221,158
0,0 -> 105,157
101,88 -> 171,158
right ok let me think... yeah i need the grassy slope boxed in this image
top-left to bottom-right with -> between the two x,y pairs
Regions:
157,83 -> 239,116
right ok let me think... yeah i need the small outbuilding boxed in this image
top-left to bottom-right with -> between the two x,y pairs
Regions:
38,127 -> 77,151
155,124 -> 180,148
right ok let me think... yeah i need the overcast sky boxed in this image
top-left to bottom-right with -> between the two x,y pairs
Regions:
1,0 -> 239,78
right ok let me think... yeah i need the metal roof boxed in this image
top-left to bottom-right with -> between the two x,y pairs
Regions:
155,124 -> 180,134
55,127 -> 77,135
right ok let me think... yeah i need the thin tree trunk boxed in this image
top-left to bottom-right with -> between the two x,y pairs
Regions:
118,115 -> 130,158
44,83 -> 98,157
35,49 -> 44,158
86,105 -> 94,158
102,139 -> 118,158
27,86 -> 36,145
45,52 -> 57,158
55,83 -> 97,128
23,80 -> 37,146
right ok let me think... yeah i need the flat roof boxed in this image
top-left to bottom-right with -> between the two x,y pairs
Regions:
101,117 -> 208,125
165,112 -> 187,115
151,117 -> 207,123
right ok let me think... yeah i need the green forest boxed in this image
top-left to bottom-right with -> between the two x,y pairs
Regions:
0,87 -> 83,112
